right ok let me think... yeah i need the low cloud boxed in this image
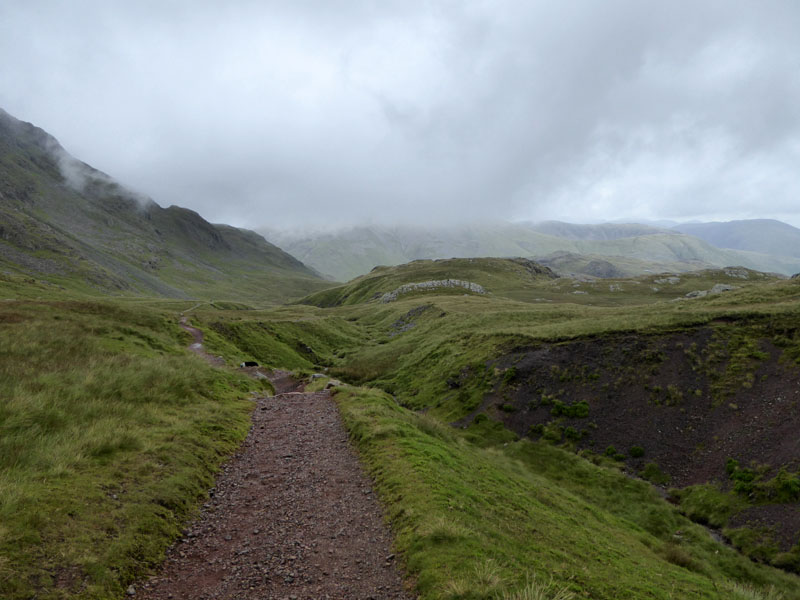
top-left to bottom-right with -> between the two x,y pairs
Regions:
1,1 -> 798,228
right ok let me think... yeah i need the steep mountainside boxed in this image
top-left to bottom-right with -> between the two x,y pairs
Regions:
674,219 -> 800,258
0,109 -> 331,303
263,222 -> 800,281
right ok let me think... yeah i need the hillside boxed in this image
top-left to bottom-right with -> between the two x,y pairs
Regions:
263,222 -> 800,281
298,256 -> 787,310
4,112 -> 800,600
208,266 -> 800,597
0,108 -> 331,303
526,220 -> 671,240
297,257 -> 558,307
674,219 -> 800,259
537,250 -> 683,278
3,254 -> 800,598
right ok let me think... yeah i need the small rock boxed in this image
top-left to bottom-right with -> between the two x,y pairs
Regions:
126,584 -> 136,596
710,283 -> 737,294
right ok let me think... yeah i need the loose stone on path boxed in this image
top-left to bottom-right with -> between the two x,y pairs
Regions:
137,380 -> 412,600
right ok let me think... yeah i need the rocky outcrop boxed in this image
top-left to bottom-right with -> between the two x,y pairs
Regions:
380,279 -> 486,303
685,283 -> 738,299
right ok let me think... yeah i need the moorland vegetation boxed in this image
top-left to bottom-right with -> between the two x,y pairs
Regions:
3,108 -> 800,599
3,256 -> 800,599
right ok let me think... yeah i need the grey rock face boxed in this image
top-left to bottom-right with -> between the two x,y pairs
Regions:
380,279 -> 486,303
685,283 -> 738,298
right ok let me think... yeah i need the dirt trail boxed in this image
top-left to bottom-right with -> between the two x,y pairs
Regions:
137,325 -> 413,599
179,316 -> 225,367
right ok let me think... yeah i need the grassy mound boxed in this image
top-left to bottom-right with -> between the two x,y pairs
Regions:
297,257 -> 557,307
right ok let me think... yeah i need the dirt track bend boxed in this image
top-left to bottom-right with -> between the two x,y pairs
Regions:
136,322 -> 413,599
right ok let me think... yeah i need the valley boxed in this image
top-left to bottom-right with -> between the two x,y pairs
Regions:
2,109 -> 800,599
4,255 -> 800,599
262,221 -> 800,283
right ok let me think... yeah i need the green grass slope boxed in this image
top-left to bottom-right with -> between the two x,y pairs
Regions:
674,219 -> 800,259
300,256 -> 783,309
297,257 -> 558,307
336,386 -> 799,599
5,270 -> 800,598
0,108 -> 332,303
0,295 -> 261,599
198,270 -> 800,597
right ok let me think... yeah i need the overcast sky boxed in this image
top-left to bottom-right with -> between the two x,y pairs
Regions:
2,1 -> 799,229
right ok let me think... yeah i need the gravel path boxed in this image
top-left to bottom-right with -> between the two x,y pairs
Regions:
135,373 -> 413,600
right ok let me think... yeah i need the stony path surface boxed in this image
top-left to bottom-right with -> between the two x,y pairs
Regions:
136,371 -> 413,600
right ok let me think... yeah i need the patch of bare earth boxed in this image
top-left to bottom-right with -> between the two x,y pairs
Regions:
136,373 -> 413,600
465,328 -> 800,548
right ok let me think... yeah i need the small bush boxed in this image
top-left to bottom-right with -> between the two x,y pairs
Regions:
629,445 -> 645,458
774,471 -> 800,502
551,400 -> 589,418
502,366 -> 518,386
541,422 -> 563,443
665,384 -> 684,405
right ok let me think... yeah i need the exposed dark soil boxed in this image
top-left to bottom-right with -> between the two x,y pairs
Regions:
729,504 -> 800,552
464,325 -> 800,554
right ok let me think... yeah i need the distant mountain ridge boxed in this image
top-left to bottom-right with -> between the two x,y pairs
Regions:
262,221 -> 800,282
526,221 -> 672,241
0,108 -> 330,303
672,219 -> 800,258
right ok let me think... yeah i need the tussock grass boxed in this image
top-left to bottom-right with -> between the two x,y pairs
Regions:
199,312 -> 366,370
335,386 -> 800,599
724,582 -> 785,600
0,299 -> 257,599
4,268 -> 800,598
497,576 -> 575,600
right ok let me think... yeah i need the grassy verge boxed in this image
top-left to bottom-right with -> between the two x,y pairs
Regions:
0,299 -> 258,599
334,386 -> 800,599
673,466 -> 800,571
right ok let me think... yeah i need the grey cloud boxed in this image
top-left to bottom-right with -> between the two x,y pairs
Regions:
1,1 -> 798,229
